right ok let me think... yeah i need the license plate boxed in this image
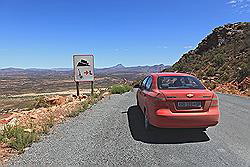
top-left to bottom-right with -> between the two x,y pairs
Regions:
177,101 -> 201,108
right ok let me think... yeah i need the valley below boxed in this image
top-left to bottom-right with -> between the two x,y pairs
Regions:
0,64 -> 169,112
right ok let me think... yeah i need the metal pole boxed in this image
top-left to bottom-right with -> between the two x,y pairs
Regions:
91,81 -> 94,96
76,81 -> 80,96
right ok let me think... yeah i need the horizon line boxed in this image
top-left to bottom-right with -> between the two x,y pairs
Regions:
0,63 -> 172,70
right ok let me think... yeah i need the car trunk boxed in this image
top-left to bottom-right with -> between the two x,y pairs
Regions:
159,89 -> 213,113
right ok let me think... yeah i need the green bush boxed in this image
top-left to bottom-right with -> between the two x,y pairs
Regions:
206,67 -> 215,77
110,84 -> 132,94
92,93 -> 98,99
0,126 -> 39,152
68,110 -> 80,117
236,63 -> 249,82
220,74 -> 229,82
213,54 -> 225,67
41,124 -> 50,134
197,71 -> 204,79
81,100 -> 90,110
203,82 -> 217,90
47,114 -> 55,128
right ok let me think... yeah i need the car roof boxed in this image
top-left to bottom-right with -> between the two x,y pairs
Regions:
151,72 -> 193,77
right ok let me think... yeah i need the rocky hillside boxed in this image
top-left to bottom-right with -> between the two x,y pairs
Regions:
164,22 -> 249,96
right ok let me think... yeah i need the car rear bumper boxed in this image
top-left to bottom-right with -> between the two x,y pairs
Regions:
150,107 -> 220,128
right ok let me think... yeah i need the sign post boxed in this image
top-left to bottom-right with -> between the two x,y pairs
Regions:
91,81 -> 94,96
73,54 -> 94,96
76,81 -> 80,96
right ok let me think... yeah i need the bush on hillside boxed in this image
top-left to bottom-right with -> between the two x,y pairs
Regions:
213,54 -> 225,67
206,67 -> 215,77
236,63 -> 249,82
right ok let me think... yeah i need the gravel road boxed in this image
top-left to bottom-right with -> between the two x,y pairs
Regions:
8,90 -> 250,167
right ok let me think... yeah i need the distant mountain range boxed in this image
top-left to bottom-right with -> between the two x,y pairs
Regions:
95,64 -> 170,74
0,64 -> 171,76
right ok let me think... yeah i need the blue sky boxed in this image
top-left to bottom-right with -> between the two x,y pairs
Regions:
0,0 -> 249,68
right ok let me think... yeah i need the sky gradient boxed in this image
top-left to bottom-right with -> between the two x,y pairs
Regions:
0,0 -> 249,68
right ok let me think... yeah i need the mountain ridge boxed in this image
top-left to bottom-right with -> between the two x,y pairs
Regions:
163,22 -> 249,96
0,64 -> 171,75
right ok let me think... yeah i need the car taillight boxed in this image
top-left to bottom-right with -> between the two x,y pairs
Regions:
210,94 -> 219,107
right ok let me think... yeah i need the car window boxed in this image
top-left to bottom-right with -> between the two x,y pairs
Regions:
158,76 -> 205,90
145,76 -> 152,91
141,76 -> 149,89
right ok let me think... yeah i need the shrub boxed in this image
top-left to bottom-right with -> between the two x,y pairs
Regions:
92,93 -> 99,99
213,54 -> 225,67
34,96 -> 50,108
236,63 -> 249,82
110,84 -> 132,94
68,110 -> 80,117
81,100 -> 90,110
41,124 -> 50,134
172,63 -> 184,72
197,71 -> 204,79
77,96 -> 99,113
206,67 -> 215,77
0,126 -> 39,152
203,82 -> 217,90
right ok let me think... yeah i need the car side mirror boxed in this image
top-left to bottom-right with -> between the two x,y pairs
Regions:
133,84 -> 140,88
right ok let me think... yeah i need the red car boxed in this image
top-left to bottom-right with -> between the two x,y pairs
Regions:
136,73 -> 220,130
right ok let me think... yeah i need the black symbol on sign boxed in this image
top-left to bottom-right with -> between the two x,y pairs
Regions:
77,60 -> 90,66
78,69 -> 83,79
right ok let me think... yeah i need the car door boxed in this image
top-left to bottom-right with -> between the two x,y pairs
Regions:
137,76 -> 149,110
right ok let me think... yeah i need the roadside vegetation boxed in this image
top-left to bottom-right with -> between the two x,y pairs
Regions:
0,90 -> 109,156
0,85 -> 133,162
0,126 -> 39,152
110,84 -> 132,94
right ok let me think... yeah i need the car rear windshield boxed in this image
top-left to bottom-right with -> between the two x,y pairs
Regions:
157,76 -> 205,90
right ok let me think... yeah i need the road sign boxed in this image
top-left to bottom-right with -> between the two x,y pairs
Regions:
73,55 -> 94,82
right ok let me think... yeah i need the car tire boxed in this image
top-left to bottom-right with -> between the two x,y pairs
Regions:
136,97 -> 139,107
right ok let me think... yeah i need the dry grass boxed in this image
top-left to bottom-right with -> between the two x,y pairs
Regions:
0,92 -> 106,159
0,72 -> 140,96
0,97 -> 37,112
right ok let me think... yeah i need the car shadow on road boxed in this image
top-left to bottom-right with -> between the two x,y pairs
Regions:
126,105 -> 210,144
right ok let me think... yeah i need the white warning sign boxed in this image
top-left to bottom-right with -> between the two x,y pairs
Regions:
73,55 -> 94,82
